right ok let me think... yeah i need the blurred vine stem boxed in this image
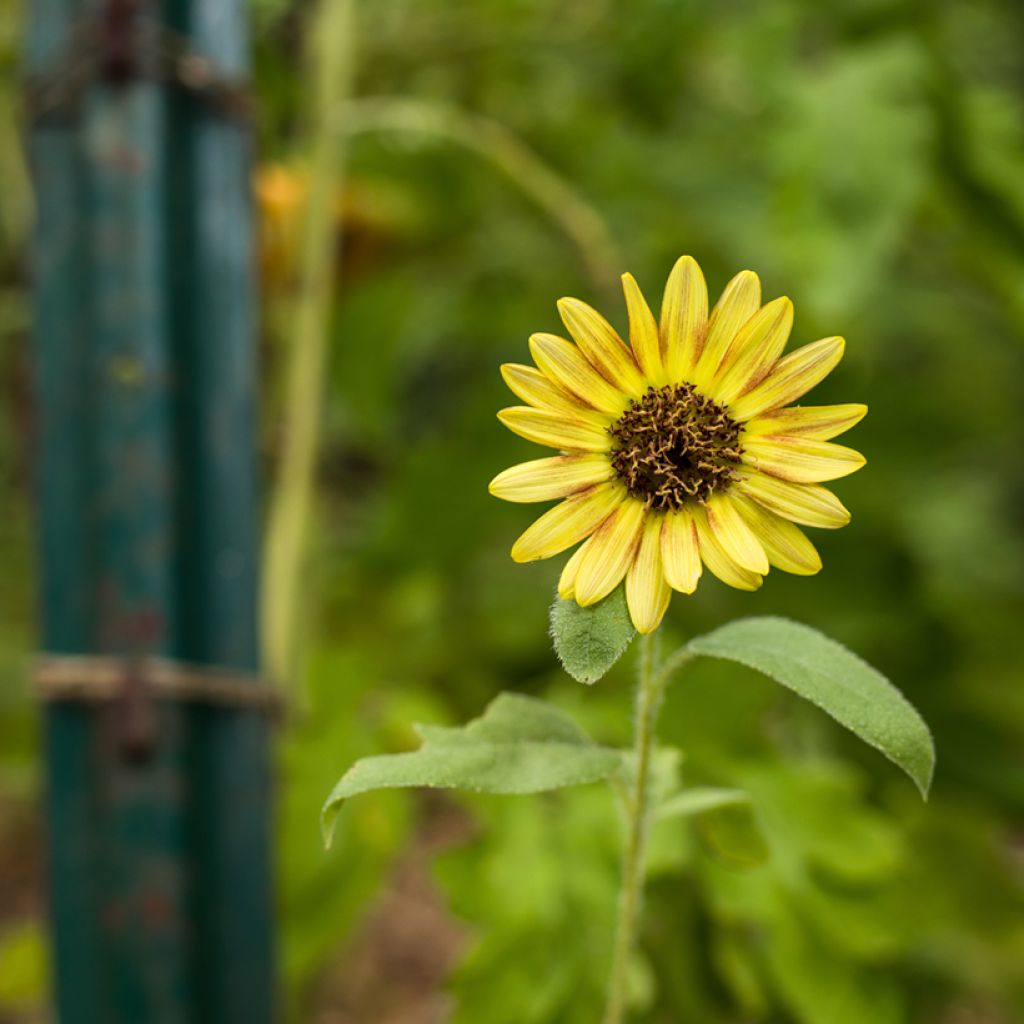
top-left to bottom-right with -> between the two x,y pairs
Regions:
334,96 -> 622,295
262,2 -> 621,688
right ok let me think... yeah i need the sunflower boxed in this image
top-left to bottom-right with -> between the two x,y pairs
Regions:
489,256 -> 867,633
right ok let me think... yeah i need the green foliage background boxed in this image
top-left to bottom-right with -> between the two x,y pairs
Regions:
3,0 -> 1024,1022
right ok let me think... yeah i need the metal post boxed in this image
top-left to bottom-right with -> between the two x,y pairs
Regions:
27,1 -> 273,1019
165,1 -> 275,1019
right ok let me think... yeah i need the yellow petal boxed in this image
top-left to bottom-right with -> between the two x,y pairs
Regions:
660,507 -> 702,593
704,493 -> 769,574
743,403 -> 867,441
558,537 -> 594,599
708,296 -> 793,406
626,514 -> 672,633
558,297 -> 646,398
693,505 -> 763,591
573,499 -> 647,606
529,333 -> 628,416
511,482 -> 624,562
736,469 -> 850,529
692,270 -> 762,388
730,337 -> 845,421
498,407 -> 612,452
489,454 -> 614,503
733,496 -> 821,576
622,272 -> 664,385
741,436 -> 866,483
501,363 -> 594,414
661,255 -> 708,381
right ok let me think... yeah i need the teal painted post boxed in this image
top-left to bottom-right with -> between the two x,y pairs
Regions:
28,0 -> 273,1020
166,1 -> 275,1019
28,1 -> 106,1015
30,0 -> 195,1019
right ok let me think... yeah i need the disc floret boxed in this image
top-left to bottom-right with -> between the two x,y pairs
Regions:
608,382 -> 742,511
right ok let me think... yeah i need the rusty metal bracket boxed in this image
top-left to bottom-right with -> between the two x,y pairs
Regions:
23,0 -> 251,123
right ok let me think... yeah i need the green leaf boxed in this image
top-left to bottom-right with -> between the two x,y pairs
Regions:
695,800 -> 771,869
549,585 -> 636,685
687,617 -> 935,798
652,786 -> 767,869
322,692 -> 624,845
656,787 -> 750,821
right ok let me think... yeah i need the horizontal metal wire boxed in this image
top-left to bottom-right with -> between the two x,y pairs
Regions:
33,654 -> 279,715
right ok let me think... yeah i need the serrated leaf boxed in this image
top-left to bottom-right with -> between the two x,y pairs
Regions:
656,787 -> 750,821
322,693 -> 624,845
549,585 -> 636,685
687,617 -> 935,798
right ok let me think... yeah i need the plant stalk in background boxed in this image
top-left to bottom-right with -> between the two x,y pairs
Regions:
262,0 -> 355,688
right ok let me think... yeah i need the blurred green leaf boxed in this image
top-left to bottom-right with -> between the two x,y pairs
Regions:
688,617 -> 935,798
0,921 -> 47,1010
695,800 -> 770,870
656,786 -> 750,821
436,787 -> 621,1023
322,692 -> 623,843
549,586 -> 636,685
278,647 -> 416,1016
768,913 -> 905,1024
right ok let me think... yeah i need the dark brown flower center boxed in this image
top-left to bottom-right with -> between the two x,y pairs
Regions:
608,383 -> 742,511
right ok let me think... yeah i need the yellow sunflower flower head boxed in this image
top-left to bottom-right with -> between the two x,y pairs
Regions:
489,256 -> 867,635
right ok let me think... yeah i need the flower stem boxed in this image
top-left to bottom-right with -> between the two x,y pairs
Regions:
603,631 -> 664,1024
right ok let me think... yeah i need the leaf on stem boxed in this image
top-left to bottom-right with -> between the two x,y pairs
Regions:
655,787 -> 750,821
695,800 -> 771,868
550,585 -> 636,684
653,786 -> 767,869
321,692 -> 624,845
687,616 -> 935,798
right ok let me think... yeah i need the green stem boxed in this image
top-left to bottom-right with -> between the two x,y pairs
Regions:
603,631 -> 664,1024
